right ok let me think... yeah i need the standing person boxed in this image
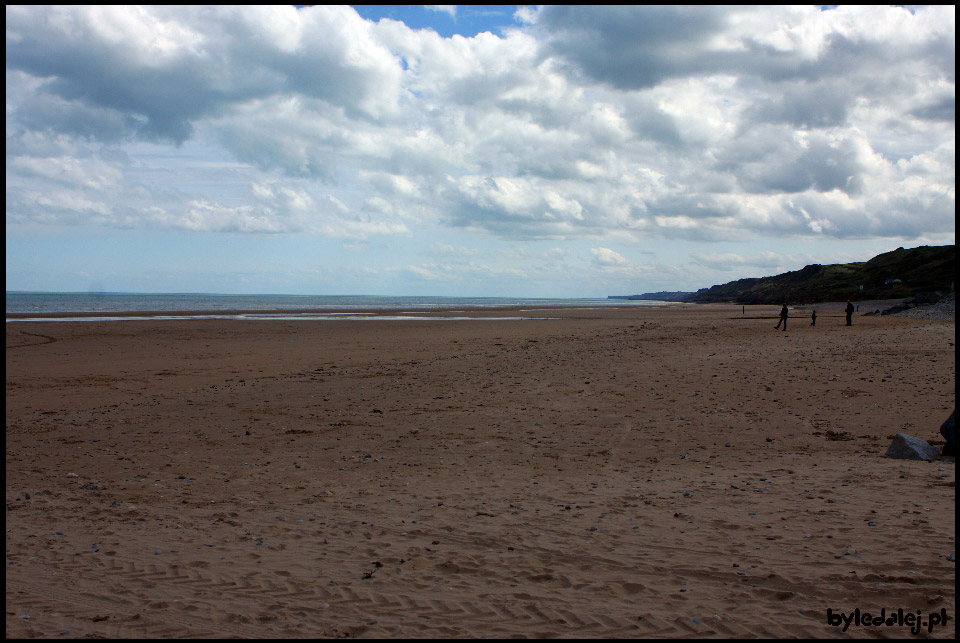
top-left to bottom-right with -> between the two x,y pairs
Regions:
774,303 -> 788,330
811,309 -> 817,326
845,300 -> 855,326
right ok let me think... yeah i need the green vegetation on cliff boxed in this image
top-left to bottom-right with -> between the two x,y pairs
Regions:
689,245 -> 955,304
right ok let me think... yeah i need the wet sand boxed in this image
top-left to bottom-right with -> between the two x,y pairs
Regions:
5,303 -> 955,638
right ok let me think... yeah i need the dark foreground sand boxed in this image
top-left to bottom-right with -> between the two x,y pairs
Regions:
5,304 -> 955,638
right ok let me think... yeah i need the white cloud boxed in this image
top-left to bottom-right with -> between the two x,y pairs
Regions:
4,4 -> 954,294
430,242 -> 481,257
425,6 -> 457,20
405,260 -> 527,283
590,247 -> 634,274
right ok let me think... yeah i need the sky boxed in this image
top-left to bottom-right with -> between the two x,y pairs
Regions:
5,5 -> 955,297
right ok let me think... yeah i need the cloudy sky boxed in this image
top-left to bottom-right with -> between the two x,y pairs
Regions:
5,5 -> 955,297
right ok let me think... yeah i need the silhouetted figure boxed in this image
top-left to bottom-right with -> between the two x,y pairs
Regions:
845,301 -> 855,326
774,303 -> 788,330
811,310 -> 817,326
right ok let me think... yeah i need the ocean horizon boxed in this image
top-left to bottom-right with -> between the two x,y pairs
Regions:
6,291 -> 674,316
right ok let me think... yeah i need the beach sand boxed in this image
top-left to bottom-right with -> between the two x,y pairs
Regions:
6,303 -> 955,638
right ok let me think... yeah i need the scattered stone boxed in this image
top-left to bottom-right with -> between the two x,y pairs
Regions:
885,433 -> 939,461
888,292 -> 955,321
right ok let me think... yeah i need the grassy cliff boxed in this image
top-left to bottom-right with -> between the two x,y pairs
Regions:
689,245 -> 955,304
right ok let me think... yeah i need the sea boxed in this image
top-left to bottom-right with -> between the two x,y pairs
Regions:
6,292 -> 675,322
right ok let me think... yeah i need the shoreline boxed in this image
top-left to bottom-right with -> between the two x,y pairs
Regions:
5,303 -> 689,322
6,304 -> 954,638
3,298 -> 912,320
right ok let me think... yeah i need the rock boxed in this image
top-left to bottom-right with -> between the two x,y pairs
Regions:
940,411 -> 955,456
880,303 -> 910,315
885,433 -> 939,461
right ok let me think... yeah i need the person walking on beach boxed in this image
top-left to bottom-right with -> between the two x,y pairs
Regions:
811,309 -> 817,326
845,300 -> 855,326
774,303 -> 788,330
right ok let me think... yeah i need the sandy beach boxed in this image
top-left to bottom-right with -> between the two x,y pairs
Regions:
5,303 -> 955,638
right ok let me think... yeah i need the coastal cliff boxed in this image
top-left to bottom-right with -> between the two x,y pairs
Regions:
613,245 -> 955,305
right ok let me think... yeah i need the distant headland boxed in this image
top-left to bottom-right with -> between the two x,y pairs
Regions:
610,244 -> 955,305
